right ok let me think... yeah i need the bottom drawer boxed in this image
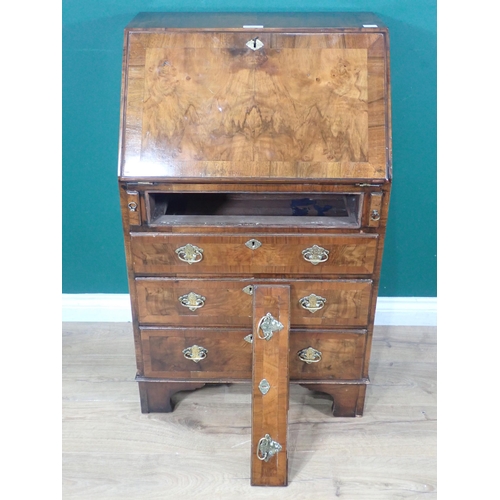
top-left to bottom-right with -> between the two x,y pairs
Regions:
141,328 -> 366,380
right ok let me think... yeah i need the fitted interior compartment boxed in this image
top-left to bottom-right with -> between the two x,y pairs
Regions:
147,192 -> 361,227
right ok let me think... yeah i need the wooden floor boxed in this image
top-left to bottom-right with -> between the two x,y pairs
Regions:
62,323 -> 436,499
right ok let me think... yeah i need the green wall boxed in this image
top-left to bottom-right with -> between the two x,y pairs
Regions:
63,1 -> 436,296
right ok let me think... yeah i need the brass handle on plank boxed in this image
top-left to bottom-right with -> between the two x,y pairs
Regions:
179,292 -> 206,311
257,313 -> 284,341
370,209 -> 381,221
127,201 -> 138,212
302,245 -> 329,265
257,434 -> 282,462
175,243 -> 204,264
299,294 -> 326,313
182,345 -> 208,363
297,347 -> 322,364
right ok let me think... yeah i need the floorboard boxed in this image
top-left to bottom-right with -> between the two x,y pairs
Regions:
62,323 -> 436,499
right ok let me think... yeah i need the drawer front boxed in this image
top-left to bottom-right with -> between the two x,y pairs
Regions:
141,328 -> 252,379
290,330 -> 365,380
141,328 -> 365,380
130,233 -> 378,275
135,278 -> 372,328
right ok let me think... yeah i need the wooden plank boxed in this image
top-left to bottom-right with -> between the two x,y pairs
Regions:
251,285 -> 290,486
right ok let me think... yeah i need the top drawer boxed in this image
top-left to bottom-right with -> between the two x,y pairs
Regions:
130,233 -> 378,276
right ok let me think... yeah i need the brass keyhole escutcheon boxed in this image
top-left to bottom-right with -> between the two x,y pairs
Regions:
258,379 -> 271,395
245,239 -> 262,250
246,37 -> 264,51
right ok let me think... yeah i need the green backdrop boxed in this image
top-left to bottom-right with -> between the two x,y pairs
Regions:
62,1 -> 436,296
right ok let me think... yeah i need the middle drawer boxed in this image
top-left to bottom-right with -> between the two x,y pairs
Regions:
135,278 -> 373,328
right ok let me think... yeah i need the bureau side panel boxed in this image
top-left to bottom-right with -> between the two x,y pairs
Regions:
118,183 -> 145,375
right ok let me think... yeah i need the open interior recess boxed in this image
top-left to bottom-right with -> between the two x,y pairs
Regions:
147,192 -> 362,227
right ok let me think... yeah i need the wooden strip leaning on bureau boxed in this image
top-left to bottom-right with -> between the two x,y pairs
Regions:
118,12 -> 392,486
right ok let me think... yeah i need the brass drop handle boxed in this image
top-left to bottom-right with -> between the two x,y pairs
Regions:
297,347 -> 322,364
257,312 -> 284,341
370,209 -> 381,221
257,434 -> 282,462
175,243 -> 204,264
302,245 -> 329,265
182,345 -> 208,363
179,292 -> 206,311
127,201 -> 138,212
299,294 -> 326,313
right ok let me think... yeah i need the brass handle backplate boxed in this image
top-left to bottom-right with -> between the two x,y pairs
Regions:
302,245 -> 329,265
175,243 -> 204,264
182,345 -> 208,363
299,293 -> 326,313
179,292 -> 206,311
257,312 -> 284,341
257,434 -> 282,462
298,347 -> 322,364
127,201 -> 138,212
370,209 -> 381,221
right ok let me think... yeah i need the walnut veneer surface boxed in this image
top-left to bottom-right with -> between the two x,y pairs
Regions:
118,12 -> 392,470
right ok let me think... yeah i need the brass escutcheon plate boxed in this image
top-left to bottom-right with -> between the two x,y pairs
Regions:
258,379 -> 271,395
246,37 -> 264,51
245,239 -> 262,250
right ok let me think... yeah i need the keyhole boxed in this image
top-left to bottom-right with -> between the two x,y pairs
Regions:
245,238 -> 261,250
253,37 -> 258,48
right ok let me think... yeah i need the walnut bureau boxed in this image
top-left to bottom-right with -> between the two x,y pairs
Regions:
118,12 -> 391,486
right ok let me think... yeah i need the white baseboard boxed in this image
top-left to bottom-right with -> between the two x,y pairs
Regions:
62,294 -> 437,326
